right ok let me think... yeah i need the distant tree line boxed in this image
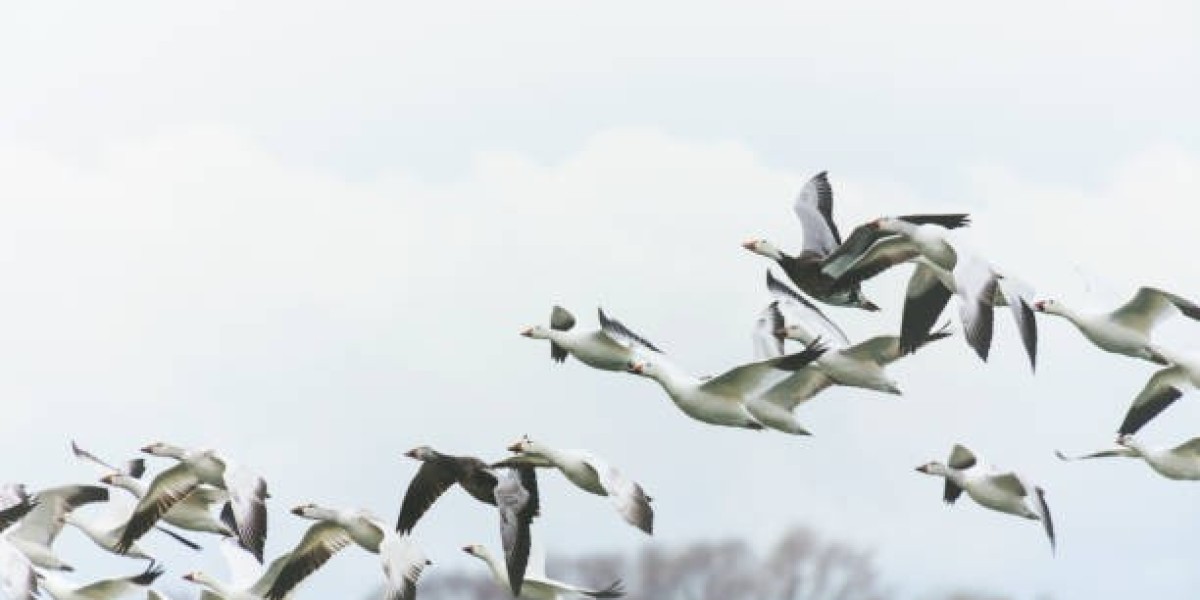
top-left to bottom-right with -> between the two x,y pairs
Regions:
370,525 -> 1021,600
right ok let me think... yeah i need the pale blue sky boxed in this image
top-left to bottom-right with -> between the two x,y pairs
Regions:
1,2 -> 1199,599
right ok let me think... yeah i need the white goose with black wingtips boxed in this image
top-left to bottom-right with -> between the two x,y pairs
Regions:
521,306 -> 663,371
1035,286 -> 1200,365
915,444 -> 1055,551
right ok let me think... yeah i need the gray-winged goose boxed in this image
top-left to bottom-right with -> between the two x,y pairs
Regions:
397,446 -> 538,596
1035,286 -> 1200,365
521,306 -> 662,370
915,444 -> 1055,551
119,443 -> 267,562
741,172 -> 879,311
496,435 -> 653,535
263,504 -> 428,600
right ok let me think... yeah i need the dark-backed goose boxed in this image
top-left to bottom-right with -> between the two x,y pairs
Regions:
397,447 -> 538,596
626,344 -> 827,433
1115,351 -> 1200,435
263,504 -> 428,600
119,443 -> 267,561
462,543 -> 624,599
1057,434 -> 1200,480
521,306 -> 662,370
741,172 -> 879,311
1034,286 -> 1200,365
39,564 -> 163,600
915,444 -> 1055,551
496,435 -> 653,535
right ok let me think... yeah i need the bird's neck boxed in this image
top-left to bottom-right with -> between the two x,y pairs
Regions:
198,575 -> 235,598
479,550 -> 510,589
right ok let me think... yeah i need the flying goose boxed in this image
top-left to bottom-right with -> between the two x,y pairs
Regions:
741,172 -> 879,312
763,311 -> 952,396
626,343 -> 827,433
1034,286 -> 1200,365
101,472 -> 232,539
397,446 -> 539,596
1115,351 -> 1200,435
1056,434 -> 1200,480
38,564 -> 164,600
521,306 -> 663,370
182,539 -> 294,600
118,443 -> 268,561
915,444 -> 1055,551
462,543 -> 624,599
495,435 -> 654,534
3,485 -> 109,571
262,504 -> 428,600
819,213 -> 972,286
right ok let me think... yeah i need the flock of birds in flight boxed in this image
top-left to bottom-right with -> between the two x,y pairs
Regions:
3,171 -> 1200,600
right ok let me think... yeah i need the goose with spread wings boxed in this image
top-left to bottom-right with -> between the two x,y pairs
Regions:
396,446 -> 539,596
2,484 -> 109,571
915,444 -> 1055,551
1035,286 -> 1200,365
1057,434 -> 1200,480
495,435 -> 653,535
521,306 -> 663,370
626,342 -> 828,434
829,217 -> 1036,367
117,443 -> 268,562
262,504 -> 428,600
741,171 -> 879,311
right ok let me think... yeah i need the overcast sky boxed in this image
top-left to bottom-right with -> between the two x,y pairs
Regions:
2,2 -> 1199,599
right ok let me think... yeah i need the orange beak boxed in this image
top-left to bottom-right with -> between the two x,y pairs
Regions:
741,240 -> 757,251
520,327 -> 534,337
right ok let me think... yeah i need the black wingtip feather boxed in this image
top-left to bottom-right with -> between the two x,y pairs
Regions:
130,564 -> 165,587
1119,387 -> 1183,435
585,580 -> 626,598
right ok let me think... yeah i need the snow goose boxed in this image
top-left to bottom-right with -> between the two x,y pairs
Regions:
182,539 -> 294,600
462,543 -> 624,599
820,214 -> 971,286
1115,351 -> 1200,435
397,446 -> 539,596
521,306 -> 662,370
1056,434 -> 1200,480
3,485 -> 109,571
119,443 -> 267,561
900,256 -> 1037,367
1034,286 -> 1200,365
741,172 -> 880,311
625,343 -> 827,433
262,504 -> 428,600
496,435 -> 654,535
915,444 -> 1055,551
759,271 -> 951,395
38,564 -> 163,600
100,472 -> 232,539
